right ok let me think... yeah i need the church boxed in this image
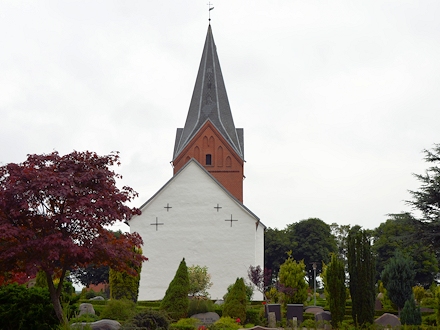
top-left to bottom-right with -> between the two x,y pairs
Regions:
130,24 -> 265,301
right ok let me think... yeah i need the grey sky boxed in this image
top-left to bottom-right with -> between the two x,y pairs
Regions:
1,1 -> 439,231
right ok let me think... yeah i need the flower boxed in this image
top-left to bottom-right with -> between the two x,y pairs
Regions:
236,318 -> 241,324
262,301 -> 267,305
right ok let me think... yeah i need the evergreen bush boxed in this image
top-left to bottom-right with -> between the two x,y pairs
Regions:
109,268 -> 140,302
169,317 -> 199,330
99,298 -> 136,321
122,309 -> 170,330
401,296 -> 422,325
208,316 -> 240,330
0,283 -> 59,330
160,258 -> 190,320
188,297 -> 215,316
222,278 -> 247,324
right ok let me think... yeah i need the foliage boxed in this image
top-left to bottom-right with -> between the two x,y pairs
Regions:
278,255 -> 308,305
223,278 -> 247,324
381,251 -> 416,313
0,151 -> 145,324
247,265 -> 271,300
435,286 -> 440,326
208,316 -> 240,330
160,258 -> 190,321
372,213 -> 438,287
0,283 -> 59,330
224,281 -> 254,302
400,295 -> 422,325
69,313 -> 99,323
188,297 -> 215,316
286,218 -> 337,286
330,223 -> 351,261
109,256 -> 141,302
70,264 -> 109,287
122,309 -> 170,330
347,229 -> 375,327
413,285 -> 425,304
169,318 -> 199,330
264,227 -> 290,283
99,298 -> 136,321
188,265 -> 213,297
325,253 -> 346,328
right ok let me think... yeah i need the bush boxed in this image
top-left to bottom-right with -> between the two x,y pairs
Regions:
223,278 -> 247,324
0,284 -> 59,330
99,299 -> 136,321
69,313 -> 100,323
169,318 -> 199,330
300,318 -> 317,329
208,317 -> 240,330
245,309 -> 261,325
122,309 -> 170,330
188,298 -> 215,316
109,268 -> 140,303
160,258 -> 190,321
401,297 -> 422,325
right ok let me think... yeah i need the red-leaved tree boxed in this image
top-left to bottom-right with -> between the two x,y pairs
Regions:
0,151 -> 146,324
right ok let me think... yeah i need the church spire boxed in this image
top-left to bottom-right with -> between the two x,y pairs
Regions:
173,25 -> 244,161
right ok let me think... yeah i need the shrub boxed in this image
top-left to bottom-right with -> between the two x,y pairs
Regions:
300,318 -> 316,329
169,317 -> 199,330
208,317 -> 240,330
69,313 -> 100,323
109,268 -> 140,303
222,278 -> 247,324
401,296 -> 422,325
188,297 -> 215,316
122,309 -> 170,330
245,309 -> 261,325
160,258 -> 190,321
0,283 -> 59,330
99,299 -> 136,321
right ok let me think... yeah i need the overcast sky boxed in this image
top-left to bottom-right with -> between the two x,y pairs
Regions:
1,1 -> 439,232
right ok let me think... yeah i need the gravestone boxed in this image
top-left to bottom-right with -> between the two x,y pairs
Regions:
265,304 -> 281,321
374,313 -> 401,328
190,312 -> 220,325
90,296 -> 105,301
267,312 -> 276,328
304,306 -> 324,315
71,319 -> 120,330
78,303 -> 95,316
287,304 -> 303,324
315,311 -> 331,329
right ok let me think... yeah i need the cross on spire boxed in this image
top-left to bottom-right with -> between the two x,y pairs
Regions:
225,214 -> 238,227
207,2 -> 214,22
150,217 -> 164,231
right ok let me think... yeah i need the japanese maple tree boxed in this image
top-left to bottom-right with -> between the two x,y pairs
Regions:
0,151 -> 146,324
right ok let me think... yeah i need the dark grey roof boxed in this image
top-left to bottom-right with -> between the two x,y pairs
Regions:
173,25 -> 244,161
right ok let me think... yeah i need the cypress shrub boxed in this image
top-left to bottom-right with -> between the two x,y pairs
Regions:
160,258 -> 190,320
400,295 -> 422,325
325,253 -> 346,328
223,278 -> 247,324
109,248 -> 142,302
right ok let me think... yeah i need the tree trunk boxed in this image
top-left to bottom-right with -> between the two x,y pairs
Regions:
46,271 -> 68,325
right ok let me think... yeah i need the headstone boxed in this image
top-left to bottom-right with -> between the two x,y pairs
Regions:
315,311 -> 331,329
268,312 -> 276,328
214,299 -> 224,305
304,306 -> 324,315
190,312 -> 220,325
287,304 -> 303,324
90,296 -> 105,301
71,319 -> 121,330
374,313 -> 401,328
78,303 -> 95,316
265,304 -> 281,321
375,297 -> 383,310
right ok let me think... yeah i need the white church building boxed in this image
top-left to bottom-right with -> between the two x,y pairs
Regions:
130,24 -> 265,301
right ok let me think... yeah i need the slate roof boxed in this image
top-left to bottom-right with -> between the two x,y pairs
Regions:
173,24 -> 244,161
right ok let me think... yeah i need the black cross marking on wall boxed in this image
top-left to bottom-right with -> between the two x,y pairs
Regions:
214,204 -> 222,212
150,217 -> 164,231
225,214 -> 238,227
164,203 -> 172,212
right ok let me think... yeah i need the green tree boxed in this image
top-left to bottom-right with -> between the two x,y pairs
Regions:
188,265 -> 213,297
264,227 -> 290,283
278,255 -> 308,306
160,258 -> 190,320
109,268 -> 140,302
287,218 -> 337,286
347,229 -> 375,327
330,223 -> 351,261
324,253 -> 346,328
372,213 -> 438,287
223,277 -> 247,324
381,251 -> 415,314
400,295 -> 422,325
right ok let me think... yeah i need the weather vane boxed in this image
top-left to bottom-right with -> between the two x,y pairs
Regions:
207,2 -> 214,22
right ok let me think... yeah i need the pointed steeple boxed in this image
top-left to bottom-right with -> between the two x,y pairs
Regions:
173,25 -> 244,161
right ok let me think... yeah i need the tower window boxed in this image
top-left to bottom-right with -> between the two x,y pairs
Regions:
206,154 -> 212,165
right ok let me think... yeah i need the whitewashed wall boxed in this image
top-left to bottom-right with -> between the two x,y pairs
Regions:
130,160 -> 264,301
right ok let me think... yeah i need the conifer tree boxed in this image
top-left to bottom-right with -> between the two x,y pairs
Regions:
400,294 -> 421,325
223,277 -> 247,324
325,253 -> 346,328
160,258 -> 190,320
347,229 -> 375,327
